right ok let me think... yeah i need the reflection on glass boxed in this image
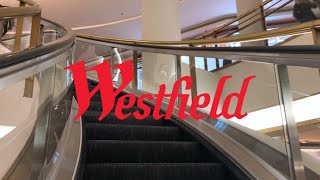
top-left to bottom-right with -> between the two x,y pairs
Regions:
287,65 -> 320,166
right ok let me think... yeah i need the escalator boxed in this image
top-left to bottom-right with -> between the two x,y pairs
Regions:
2,2 -> 320,179
77,81 -> 238,180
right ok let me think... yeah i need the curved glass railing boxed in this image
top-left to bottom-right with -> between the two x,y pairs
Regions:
76,20 -> 320,178
1,1 -> 320,179
0,2 -> 75,178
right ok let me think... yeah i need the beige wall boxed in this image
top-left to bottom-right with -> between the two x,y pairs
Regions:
141,0 -> 181,94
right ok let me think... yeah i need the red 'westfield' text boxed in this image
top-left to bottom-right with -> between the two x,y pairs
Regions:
65,60 -> 256,121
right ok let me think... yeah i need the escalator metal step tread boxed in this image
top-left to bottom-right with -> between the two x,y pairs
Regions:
88,101 -> 143,112
84,163 -> 227,180
86,140 -> 215,163
85,123 -> 191,141
77,83 -> 228,179
83,111 -> 174,126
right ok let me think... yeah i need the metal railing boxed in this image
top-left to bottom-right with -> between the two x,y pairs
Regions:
0,0 -> 42,97
195,0 -> 295,40
77,19 -> 320,46
191,0 -> 296,71
1,0 -> 319,179
76,17 -> 320,179
0,2 -> 75,179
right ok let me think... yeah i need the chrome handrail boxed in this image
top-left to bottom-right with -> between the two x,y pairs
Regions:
77,36 -> 320,69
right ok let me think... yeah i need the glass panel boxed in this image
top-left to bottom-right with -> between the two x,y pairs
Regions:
0,77 -> 42,179
187,58 -> 291,176
71,37 -> 320,178
74,40 -> 112,63
140,52 -> 177,98
287,65 -> 320,179
1,17 -> 32,53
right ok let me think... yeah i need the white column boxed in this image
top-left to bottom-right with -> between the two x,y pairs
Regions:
141,0 -> 181,94
236,0 -> 267,46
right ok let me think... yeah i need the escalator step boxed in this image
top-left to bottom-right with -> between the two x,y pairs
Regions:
84,163 -> 227,180
73,91 -> 132,103
72,88 -> 126,96
88,101 -> 143,112
77,82 -> 231,179
86,140 -> 215,163
83,111 -> 174,126
85,124 -> 191,141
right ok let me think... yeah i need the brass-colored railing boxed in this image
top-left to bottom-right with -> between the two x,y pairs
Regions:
0,0 -> 42,97
77,19 -> 320,46
195,0 -> 294,40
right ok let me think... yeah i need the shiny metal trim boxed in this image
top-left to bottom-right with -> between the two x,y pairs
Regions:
214,113 -> 320,178
72,98 -> 82,180
175,55 -> 182,106
189,55 -> 198,99
275,64 -> 306,180
132,50 -> 138,89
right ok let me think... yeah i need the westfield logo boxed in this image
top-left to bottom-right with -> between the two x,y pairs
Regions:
65,60 -> 255,121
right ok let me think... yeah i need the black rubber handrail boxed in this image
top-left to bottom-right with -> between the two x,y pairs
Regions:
77,35 -> 320,68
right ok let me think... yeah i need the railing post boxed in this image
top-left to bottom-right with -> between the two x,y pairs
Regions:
213,33 -> 220,70
110,48 -> 114,67
204,57 -> 208,71
259,6 -> 269,46
175,55 -> 182,107
189,45 -> 198,100
23,12 -> 41,98
39,24 -> 44,45
13,1 -> 25,52
0,21 -> 4,43
132,50 -> 138,89
29,13 -> 42,48
275,64 -> 306,180
312,27 -> 320,45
